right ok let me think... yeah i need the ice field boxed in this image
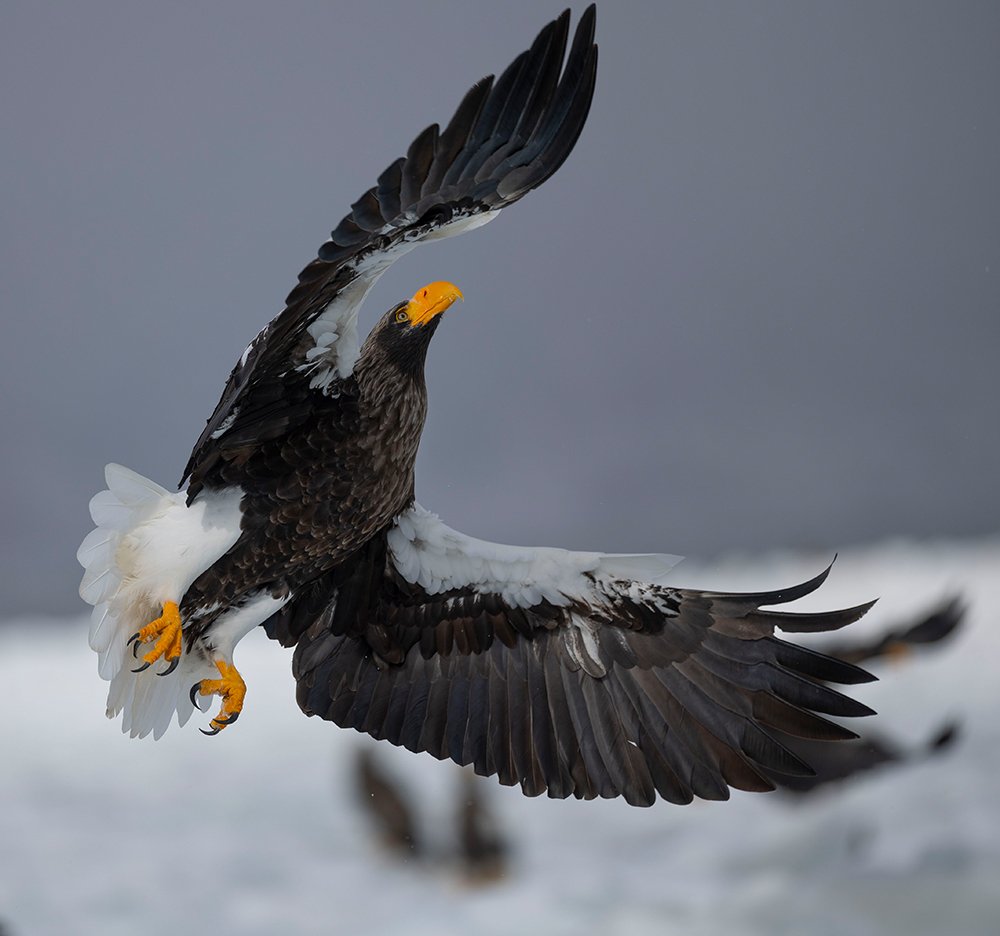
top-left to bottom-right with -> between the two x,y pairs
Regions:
2,537 -> 999,935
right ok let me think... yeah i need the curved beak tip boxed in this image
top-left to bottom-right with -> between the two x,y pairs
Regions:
410,280 -> 463,325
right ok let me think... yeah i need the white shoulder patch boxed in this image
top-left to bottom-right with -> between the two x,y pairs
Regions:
300,240 -> 417,392
387,503 -> 682,609
298,209 -> 503,393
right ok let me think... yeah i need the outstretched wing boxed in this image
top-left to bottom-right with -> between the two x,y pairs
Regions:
182,6 -> 598,496
265,505 -> 877,807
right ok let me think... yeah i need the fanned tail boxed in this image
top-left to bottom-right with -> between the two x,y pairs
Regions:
78,463 -> 226,739
80,464 -> 171,675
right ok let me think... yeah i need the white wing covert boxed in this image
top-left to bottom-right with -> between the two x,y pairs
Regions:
387,502 -> 683,609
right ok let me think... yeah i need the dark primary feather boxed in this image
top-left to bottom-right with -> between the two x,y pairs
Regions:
767,720 -> 960,795
182,6 -> 597,498
264,541 -> 876,807
764,597 -> 965,794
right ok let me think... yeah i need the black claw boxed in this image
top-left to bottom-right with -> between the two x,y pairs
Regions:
189,683 -> 203,706
131,661 -> 151,673
128,633 -> 141,658
158,657 -> 180,677
214,710 -> 240,726
200,724 -> 222,736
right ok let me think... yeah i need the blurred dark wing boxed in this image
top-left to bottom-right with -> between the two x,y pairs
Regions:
767,718 -> 961,795
268,505 -> 877,806
182,6 -> 598,495
820,595 -> 964,666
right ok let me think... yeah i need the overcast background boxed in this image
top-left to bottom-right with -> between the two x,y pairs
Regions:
3,0 -> 998,617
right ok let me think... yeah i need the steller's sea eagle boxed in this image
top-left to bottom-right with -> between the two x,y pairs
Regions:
78,5 -> 877,806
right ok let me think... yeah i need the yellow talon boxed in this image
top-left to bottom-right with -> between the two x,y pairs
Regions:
195,660 -> 247,734
135,601 -> 183,665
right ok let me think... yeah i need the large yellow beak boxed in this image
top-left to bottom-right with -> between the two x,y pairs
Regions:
406,281 -> 463,327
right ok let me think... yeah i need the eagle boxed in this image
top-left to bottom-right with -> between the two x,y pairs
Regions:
78,5 -> 876,807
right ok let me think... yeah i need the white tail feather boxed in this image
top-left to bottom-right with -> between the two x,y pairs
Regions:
78,463 -> 244,739
105,463 -> 170,505
77,528 -> 114,569
107,651 -> 216,739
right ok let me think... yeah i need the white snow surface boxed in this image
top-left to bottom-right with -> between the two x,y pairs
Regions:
2,537 -> 999,936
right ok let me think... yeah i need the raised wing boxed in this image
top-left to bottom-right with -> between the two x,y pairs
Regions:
182,6 -> 598,496
265,505 -> 877,807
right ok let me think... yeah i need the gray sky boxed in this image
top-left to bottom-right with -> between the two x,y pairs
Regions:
3,1 -> 998,617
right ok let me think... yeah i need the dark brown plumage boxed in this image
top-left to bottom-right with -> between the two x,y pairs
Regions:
82,6 -> 879,785
268,557 -> 875,806
175,6 -> 600,637
182,303 -> 439,638
765,596 -> 965,795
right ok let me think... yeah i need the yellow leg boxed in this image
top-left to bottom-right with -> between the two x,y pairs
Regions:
129,601 -> 183,674
191,660 -> 247,735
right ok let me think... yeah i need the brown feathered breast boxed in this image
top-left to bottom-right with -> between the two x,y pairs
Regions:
183,312 -> 438,633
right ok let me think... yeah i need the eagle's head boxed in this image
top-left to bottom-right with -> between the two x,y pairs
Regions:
370,281 -> 463,375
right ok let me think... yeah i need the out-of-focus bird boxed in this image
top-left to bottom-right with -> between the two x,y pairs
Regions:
354,747 -> 422,858
820,596 -> 964,667
456,771 -> 510,885
767,597 -> 964,795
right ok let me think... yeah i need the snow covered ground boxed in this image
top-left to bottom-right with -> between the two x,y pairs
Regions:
2,538 -> 999,936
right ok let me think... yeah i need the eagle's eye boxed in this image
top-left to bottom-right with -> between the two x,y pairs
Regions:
395,308 -> 410,324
